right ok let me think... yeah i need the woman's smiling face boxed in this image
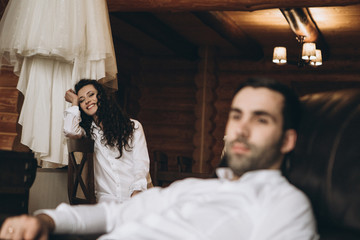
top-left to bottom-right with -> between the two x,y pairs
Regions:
78,84 -> 98,117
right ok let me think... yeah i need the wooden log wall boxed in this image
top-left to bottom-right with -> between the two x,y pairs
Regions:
212,58 -> 360,169
128,54 -> 360,174
0,67 -> 29,152
1,45 -> 359,173
192,47 -> 217,173
136,58 -> 197,172
112,35 -> 143,117
0,67 -> 18,150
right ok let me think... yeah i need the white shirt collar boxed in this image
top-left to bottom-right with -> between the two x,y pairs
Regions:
216,167 -> 281,181
215,167 -> 235,180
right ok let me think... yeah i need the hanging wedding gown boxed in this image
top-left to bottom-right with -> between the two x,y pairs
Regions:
0,0 -> 118,167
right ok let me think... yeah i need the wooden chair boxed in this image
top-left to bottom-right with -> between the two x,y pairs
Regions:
153,151 -> 212,187
177,156 -> 193,173
67,138 -> 96,205
0,151 -> 37,223
152,151 -> 169,186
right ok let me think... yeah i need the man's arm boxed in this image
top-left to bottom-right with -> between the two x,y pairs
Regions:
43,186 -> 180,234
0,178 -> 195,239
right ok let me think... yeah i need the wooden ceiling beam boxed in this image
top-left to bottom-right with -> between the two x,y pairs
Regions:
107,0 -> 360,12
111,12 -> 198,60
194,11 -> 263,60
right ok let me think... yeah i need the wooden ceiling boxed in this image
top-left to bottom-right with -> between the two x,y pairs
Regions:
1,0 -> 359,64
107,0 -> 360,64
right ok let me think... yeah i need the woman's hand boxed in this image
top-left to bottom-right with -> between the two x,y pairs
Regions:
65,89 -> 79,106
0,214 -> 55,240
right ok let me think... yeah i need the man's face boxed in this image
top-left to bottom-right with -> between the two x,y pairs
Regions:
225,86 -> 290,177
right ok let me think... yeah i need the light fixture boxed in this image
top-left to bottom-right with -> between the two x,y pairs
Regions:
276,8 -> 325,67
310,49 -> 323,66
302,43 -> 316,60
272,47 -> 287,64
273,37 -> 323,67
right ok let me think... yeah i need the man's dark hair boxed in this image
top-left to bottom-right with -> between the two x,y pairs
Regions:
234,77 -> 302,132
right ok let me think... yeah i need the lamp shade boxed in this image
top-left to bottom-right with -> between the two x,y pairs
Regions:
273,47 -> 287,64
310,49 -> 322,66
302,43 -> 316,60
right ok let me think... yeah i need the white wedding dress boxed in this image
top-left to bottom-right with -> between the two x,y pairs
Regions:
0,0 -> 117,167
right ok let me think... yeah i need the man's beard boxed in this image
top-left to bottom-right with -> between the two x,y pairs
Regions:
225,136 -> 283,177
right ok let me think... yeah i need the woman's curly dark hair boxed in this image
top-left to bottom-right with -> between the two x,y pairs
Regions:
75,79 -> 135,158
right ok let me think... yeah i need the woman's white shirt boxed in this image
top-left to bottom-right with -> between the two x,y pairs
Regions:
63,106 -> 150,203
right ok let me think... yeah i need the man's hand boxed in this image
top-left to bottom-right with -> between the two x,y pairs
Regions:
131,190 -> 142,197
0,214 -> 55,240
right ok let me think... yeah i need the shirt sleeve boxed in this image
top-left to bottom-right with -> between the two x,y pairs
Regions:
34,186 -> 178,235
129,120 -> 150,194
63,106 -> 86,138
35,203 -> 108,234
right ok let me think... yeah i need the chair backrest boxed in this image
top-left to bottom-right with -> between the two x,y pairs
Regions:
0,151 -> 37,217
67,138 -> 96,205
153,151 -> 211,187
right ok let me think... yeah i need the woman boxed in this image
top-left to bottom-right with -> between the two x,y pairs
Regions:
64,79 -> 150,203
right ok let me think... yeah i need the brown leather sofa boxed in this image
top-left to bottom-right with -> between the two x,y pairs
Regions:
287,89 -> 360,239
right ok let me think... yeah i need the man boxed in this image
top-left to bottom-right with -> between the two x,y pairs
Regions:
0,77 -> 318,240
